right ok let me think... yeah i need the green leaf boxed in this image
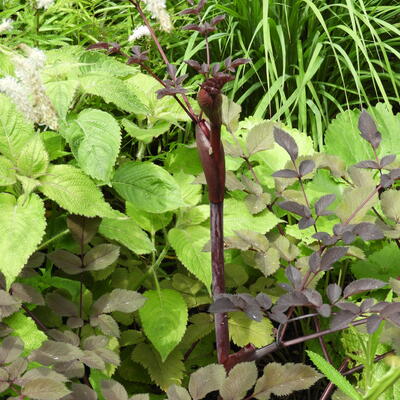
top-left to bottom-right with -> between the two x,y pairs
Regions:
174,172 -> 202,207
5,311 -> 46,352
45,79 -> 79,121
254,361 -> 323,400
17,135 -> 49,178
0,156 -> 16,185
220,362 -> 258,400
224,198 -> 282,236
0,193 -> 46,288
228,312 -> 274,347
246,121 -> 275,156
122,118 -> 170,144
39,164 -> 119,218
139,289 -> 188,361
335,185 -> 378,223
99,217 -> 154,254
351,242 -> 400,281
188,364 -> 226,400
381,190 -> 400,223
0,93 -> 34,161
132,344 -> 185,390
325,104 -> 400,167
168,225 -> 211,290
307,351 -> 361,400
22,378 -> 70,400
80,74 -> 147,114
62,109 -> 121,182
222,95 -> 241,133
126,202 -> 173,233
113,162 -> 182,213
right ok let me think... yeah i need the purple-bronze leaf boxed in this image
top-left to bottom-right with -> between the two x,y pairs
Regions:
256,293 -> 272,311
298,216 -> 315,230
342,231 -> 356,244
210,14 -> 226,26
354,160 -> 380,169
320,247 -> 348,270
268,311 -> 288,324
315,194 -> 336,216
326,283 -> 342,304
380,154 -> 396,168
353,222 -> 384,240
231,58 -> 251,69
312,232 -> 336,245
303,289 -> 323,307
343,278 -> 386,298
185,59 -> 202,72
272,169 -> 299,178
317,304 -> 331,318
330,310 -> 356,330
336,302 -> 360,314
299,160 -> 315,177
209,295 -> 239,314
366,315 -> 382,333
278,201 -> 310,217
273,127 -> 298,161
285,266 -> 302,289
309,252 -> 321,273
87,42 -> 111,51
358,110 -> 381,149
360,298 -> 375,313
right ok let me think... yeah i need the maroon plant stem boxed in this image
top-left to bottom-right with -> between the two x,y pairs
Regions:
131,0 -> 197,120
319,358 -> 349,400
131,0 -> 169,65
21,304 -> 48,333
252,318 -> 367,360
313,316 -> 332,364
344,185 -> 380,225
210,202 -> 229,364
342,350 -> 395,377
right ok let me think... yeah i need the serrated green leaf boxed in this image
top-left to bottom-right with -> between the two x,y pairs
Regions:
222,95 -> 241,133
122,118 -> 170,144
246,121 -> 275,156
174,171 -> 202,207
113,162 -> 182,213
0,156 -> 16,185
325,104 -> 400,167
188,363 -> 226,400
177,205 -> 209,227
39,164 -> 118,218
307,351 -> 361,400
126,202 -> 173,234
139,289 -> 188,361
254,361 -> 323,400
168,225 -> 211,290
0,93 -> 34,161
45,79 -> 79,121
5,311 -> 46,352
0,193 -> 46,288
132,343 -> 185,390
224,198 -> 282,236
40,131 -> 67,161
80,74 -> 147,114
17,135 -> 49,178
351,242 -> 400,281
381,190 -> 400,223
62,109 -> 121,182
220,361 -> 258,400
229,312 -> 274,347
99,217 -> 154,254
335,185 -> 378,223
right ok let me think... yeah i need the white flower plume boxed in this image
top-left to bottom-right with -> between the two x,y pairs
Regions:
0,18 -> 13,34
128,25 -> 151,42
141,0 -> 172,32
36,0 -> 55,9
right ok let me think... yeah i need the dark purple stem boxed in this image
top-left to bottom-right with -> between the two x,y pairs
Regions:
210,202 -> 229,364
